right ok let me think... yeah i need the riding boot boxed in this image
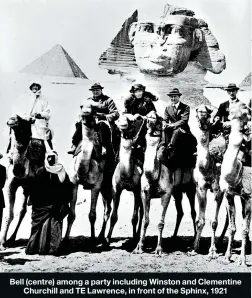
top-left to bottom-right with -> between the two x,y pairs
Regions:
67,121 -> 82,154
67,145 -> 77,155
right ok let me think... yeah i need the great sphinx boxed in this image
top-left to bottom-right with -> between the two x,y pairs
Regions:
99,3 -> 226,107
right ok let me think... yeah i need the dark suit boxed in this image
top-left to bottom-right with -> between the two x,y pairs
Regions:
214,100 -> 240,122
0,164 -> 6,231
157,101 -> 197,169
164,102 -> 191,144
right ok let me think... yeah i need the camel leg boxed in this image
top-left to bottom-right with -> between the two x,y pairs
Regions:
185,181 -> 197,238
98,185 -> 112,241
89,187 -> 100,244
133,188 -> 151,254
106,187 -> 122,245
189,185 -> 207,255
207,190 -> 224,260
224,192 -> 236,263
0,179 -> 18,249
5,189 -> 28,246
172,189 -> 183,238
132,186 -> 142,240
238,195 -> 251,266
64,185 -> 78,241
136,188 -> 143,239
155,191 -> 172,256
218,210 -> 229,243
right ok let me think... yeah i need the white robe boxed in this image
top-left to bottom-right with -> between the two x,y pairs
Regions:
13,91 -> 51,140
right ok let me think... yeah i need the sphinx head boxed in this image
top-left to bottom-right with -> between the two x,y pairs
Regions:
128,7 -> 226,75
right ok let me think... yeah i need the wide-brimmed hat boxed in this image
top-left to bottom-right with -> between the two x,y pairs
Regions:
130,84 -> 146,93
224,83 -> 239,91
89,83 -> 104,91
167,88 -> 182,97
29,81 -> 41,91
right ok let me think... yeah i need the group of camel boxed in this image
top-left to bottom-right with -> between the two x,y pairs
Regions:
0,101 -> 251,266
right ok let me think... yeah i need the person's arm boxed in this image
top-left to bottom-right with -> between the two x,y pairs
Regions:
123,96 -> 133,114
147,101 -> 156,113
39,98 -> 51,120
105,98 -> 119,122
214,103 -> 223,122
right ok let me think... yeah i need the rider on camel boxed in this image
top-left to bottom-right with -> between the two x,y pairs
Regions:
7,81 -> 52,161
213,83 -> 251,166
157,88 -> 197,169
123,83 -> 158,167
67,83 -> 119,172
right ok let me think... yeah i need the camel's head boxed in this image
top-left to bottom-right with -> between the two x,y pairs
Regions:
228,103 -> 250,131
196,105 -> 212,130
116,114 -> 144,149
7,114 -> 32,146
80,102 -> 94,118
128,5 -> 225,76
146,110 -> 159,130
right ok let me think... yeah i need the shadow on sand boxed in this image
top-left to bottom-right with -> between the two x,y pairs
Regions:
58,235 -> 251,258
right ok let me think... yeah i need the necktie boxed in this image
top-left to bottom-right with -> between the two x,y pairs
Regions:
173,104 -> 177,115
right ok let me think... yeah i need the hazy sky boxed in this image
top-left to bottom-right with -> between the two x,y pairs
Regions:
0,0 -> 251,85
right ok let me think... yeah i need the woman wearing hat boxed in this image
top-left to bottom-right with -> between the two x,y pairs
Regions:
7,81 -> 52,157
0,153 -> 6,232
68,83 -> 119,157
157,88 -> 197,169
123,83 -> 158,117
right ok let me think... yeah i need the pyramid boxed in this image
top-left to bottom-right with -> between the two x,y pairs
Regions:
239,72 -> 251,90
20,44 -> 88,79
99,10 -> 138,74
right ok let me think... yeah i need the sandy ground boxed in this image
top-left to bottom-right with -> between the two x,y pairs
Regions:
0,189 -> 251,273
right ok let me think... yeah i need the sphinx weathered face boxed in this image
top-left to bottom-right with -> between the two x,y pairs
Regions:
129,15 -> 202,75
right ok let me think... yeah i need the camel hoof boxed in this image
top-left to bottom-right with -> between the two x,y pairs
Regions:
207,250 -> 218,261
223,255 -> 231,264
187,250 -> 197,257
155,246 -> 163,257
132,245 -> 144,254
237,257 -> 247,266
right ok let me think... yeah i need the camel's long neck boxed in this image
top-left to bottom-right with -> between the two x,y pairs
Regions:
144,132 -> 160,180
196,128 -> 211,173
222,120 -> 243,178
119,138 -> 134,179
76,123 -> 95,177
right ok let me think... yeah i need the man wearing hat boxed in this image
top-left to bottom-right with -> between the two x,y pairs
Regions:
7,81 -> 52,158
68,83 -> 119,155
157,88 -> 197,168
214,83 -> 242,128
0,153 -> 6,232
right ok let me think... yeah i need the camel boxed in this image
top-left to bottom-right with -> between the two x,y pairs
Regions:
66,103 -> 114,245
134,111 -> 196,256
106,114 -> 144,244
220,103 -> 251,266
0,115 -> 45,249
190,105 -> 228,259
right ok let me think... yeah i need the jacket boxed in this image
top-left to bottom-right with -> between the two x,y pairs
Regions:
164,101 -> 190,133
214,99 -> 241,122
